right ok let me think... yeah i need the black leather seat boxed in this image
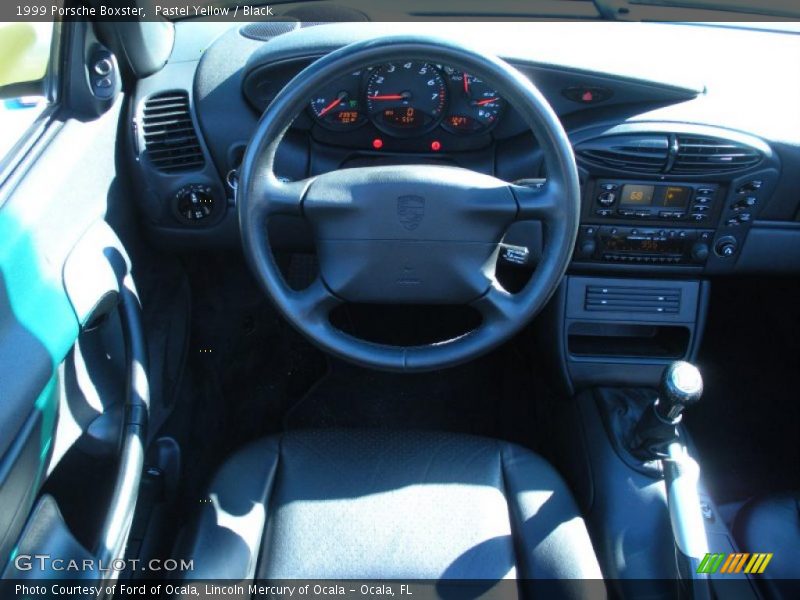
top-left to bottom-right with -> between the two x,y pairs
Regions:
181,430 -> 604,593
734,492 -> 800,599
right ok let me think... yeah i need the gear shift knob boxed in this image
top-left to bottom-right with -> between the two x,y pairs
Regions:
656,361 -> 703,421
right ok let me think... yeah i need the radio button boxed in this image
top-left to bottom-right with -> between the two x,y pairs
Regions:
696,187 -> 716,196
691,213 -> 709,221
672,212 -> 686,219
596,209 -> 613,217
659,211 -> 674,218
736,180 -> 762,193
694,195 -> 711,205
617,209 -> 634,217
599,183 -> 619,192
635,211 -> 650,218
733,196 -> 757,210
692,204 -> 710,212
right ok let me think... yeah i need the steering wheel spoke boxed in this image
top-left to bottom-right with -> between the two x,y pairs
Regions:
253,176 -> 312,218
510,178 -> 563,223
472,286 -> 518,325
292,277 -> 341,325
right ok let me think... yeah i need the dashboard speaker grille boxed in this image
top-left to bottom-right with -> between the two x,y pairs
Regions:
585,284 -> 681,314
672,135 -> 762,174
141,91 -> 205,173
575,134 -> 669,174
239,21 -> 300,40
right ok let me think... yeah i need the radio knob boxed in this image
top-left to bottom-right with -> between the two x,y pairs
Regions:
578,238 -> 597,258
690,241 -> 710,263
597,191 -> 616,206
714,236 -> 738,258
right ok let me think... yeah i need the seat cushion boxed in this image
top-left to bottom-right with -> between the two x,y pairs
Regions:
734,492 -> 800,599
181,430 -> 603,590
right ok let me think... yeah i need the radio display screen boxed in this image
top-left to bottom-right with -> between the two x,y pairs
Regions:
663,186 -> 691,208
604,235 -> 685,255
618,184 -> 692,210
620,184 -> 654,205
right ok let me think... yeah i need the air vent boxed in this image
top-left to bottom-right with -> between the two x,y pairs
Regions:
141,91 -> 205,173
672,135 -> 761,174
585,285 -> 681,314
576,134 -> 669,174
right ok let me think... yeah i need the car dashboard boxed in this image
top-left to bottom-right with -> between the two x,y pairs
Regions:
128,21 -> 800,280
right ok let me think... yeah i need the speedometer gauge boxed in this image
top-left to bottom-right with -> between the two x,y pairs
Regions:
366,62 -> 447,136
309,70 -> 366,130
442,70 -> 504,135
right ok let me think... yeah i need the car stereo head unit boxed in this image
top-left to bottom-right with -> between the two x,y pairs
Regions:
576,225 -> 715,265
592,180 -> 718,223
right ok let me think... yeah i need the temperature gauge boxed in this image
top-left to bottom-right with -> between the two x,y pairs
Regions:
443,70 -> 503,134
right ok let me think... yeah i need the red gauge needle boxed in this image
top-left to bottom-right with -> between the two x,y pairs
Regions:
463,73 -> 470,94
318,94 -> 346,117
369,94 -> 406,100
475,97 -> 499,106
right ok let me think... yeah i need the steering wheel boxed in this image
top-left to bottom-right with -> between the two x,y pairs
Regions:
238,36 -> 580,372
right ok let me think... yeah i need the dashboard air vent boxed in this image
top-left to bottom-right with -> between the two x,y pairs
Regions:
141,91 -> 204,173
585,284 -> 681,314
575,134 -> 669,174
672,136 -> 761,174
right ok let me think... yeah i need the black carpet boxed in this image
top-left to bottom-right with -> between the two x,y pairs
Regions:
689,276 -> 800,504
283,349 -> 540,447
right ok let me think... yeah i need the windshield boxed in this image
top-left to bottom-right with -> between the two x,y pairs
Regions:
179,0 -> 800,21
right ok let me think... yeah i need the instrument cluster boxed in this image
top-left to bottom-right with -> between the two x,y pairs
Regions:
308,62 -> 504,137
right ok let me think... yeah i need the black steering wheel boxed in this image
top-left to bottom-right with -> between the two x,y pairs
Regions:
239,36 -> 580,372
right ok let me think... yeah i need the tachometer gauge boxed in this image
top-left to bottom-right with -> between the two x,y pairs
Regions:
309,70 -> 366,130
366,62 -> 447,136
442,70 -> 504,134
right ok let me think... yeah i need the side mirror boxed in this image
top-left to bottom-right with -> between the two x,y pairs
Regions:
0,23 -> 50,88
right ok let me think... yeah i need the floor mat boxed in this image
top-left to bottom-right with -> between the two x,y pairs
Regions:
284,344 -> 546,450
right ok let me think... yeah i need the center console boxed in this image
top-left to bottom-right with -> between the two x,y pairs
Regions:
568,125 -> 780,275
574,173 -> 775,271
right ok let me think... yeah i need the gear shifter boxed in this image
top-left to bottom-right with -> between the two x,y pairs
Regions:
632,361 -> 711,597
633,361 -> 703,458
656,361 -> 703,421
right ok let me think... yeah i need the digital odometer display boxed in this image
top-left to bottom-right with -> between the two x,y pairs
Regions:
366,62 -> 447,135
382,107 -> 424,128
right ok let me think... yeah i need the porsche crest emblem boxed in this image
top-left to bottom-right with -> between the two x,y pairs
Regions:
397,195 -> 425,231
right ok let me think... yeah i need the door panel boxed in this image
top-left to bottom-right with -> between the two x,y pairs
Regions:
0,54 -> 125,566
